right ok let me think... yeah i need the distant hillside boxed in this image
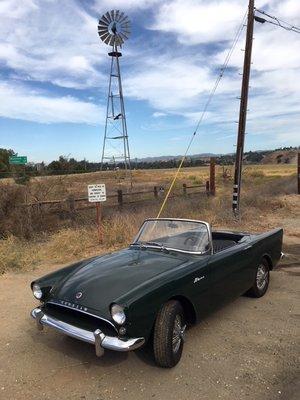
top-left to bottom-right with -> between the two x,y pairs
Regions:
137,147 -> 299,166
1,146 -> 298,179
136,153 -> 219,162
261,149 -> 298,165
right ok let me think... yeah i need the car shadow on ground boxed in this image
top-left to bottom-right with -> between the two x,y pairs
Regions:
26,298 -> 245,369
28,327 -> 131,367
27,320 -> 170,368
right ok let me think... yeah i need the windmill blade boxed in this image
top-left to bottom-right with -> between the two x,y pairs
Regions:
99,31 -> 110,39
98,27 -> 109,34
104,35 -> 111,45
98,10 -> 130,46
116,11 -> 124,22
116,35 -> 124,45
122,29 -> 131,36
121,23 -> 131,30
98,21 -> 109,28
108,35 -> 115,46
118,14 -> 128,24
100,15 -> 110,25
99,32 -> 110,41
121,20 -> 130,26
99,21 -> 108,28
99,32 -> 111,42
98,30 -> 109,37
105,11 -> 112,23
119,33 -> 128,41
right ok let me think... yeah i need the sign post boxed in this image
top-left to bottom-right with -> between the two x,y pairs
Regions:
88,184 -> 106,243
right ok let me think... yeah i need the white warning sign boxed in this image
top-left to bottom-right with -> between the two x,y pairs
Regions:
88,184 -> 106,203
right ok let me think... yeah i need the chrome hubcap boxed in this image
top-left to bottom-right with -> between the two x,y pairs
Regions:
172,315 -> 186,353
256,264 -> 268,290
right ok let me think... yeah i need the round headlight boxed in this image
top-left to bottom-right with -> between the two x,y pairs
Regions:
111,304 -> 126,325
32,283 -> 43,300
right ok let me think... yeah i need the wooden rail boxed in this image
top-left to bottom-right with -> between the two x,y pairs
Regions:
21,182 -> 212,212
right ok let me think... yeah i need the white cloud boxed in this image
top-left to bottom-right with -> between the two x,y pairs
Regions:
0,0 -> 299,151
153,112 -> 167,118
124,55 -> 214,109
150,0 -> 246,44
0,0 -> 106,89
0,82 -> 104,124
93,0 -> 161,12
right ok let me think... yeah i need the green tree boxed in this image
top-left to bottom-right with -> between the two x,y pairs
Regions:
0,148 -> 15,172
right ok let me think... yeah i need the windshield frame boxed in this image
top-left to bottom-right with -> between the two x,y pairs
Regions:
131,218 -> 213,255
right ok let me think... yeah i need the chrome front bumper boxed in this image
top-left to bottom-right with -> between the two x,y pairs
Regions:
31,307 -> 145,357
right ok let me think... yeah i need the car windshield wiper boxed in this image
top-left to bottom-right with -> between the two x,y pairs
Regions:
144,241 -> 164,247
130,242 -> 147,249
130,241 -> 169,252
144,241 -> 170,253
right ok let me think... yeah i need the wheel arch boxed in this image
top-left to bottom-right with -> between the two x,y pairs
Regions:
169,295 -> 197,325
262,253 -> 273,270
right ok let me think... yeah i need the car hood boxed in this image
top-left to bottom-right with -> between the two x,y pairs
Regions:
50,248 -> 188,317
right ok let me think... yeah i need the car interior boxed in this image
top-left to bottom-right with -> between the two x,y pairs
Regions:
138,224 -> 250,254
211,231 -> 249,253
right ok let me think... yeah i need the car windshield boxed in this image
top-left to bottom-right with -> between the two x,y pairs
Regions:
133,219 -> 210,254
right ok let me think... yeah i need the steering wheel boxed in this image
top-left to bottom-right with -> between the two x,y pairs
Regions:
183,235 -> 199,247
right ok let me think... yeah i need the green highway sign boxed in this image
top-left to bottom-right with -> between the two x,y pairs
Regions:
9,156 -> 28,165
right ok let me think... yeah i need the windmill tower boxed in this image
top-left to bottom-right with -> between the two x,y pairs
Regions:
98,10 -> 132,188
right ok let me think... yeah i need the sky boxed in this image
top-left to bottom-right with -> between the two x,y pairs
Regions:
0,0 -> 299,163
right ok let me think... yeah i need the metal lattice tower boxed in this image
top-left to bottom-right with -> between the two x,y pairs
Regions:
98,11 -> 132,188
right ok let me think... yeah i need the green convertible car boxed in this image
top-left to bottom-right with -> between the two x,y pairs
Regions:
31,218 -> 283,367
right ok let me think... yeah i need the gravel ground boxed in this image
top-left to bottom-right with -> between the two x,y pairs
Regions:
0,246 -> 299,400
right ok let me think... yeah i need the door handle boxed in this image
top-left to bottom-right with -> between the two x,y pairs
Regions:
244,245 -> 252,250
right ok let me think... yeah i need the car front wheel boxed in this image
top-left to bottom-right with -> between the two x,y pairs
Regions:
153,300 -> 186,368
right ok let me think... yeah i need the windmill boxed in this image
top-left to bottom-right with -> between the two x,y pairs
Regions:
98,10 -> 132,188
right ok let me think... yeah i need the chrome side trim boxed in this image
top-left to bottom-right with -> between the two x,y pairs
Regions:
46,300 -> 118,332
31,308 -> 145,356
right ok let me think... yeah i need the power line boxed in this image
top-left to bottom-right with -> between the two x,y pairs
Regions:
156,10 -> 248,218
255,8 -> 300,33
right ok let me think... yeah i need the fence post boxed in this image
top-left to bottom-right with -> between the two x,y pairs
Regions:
183,183 -> 187,196
209,157 -> 216,196
67,194 -> 76,221
206,180 -> 210,196
117,189 -> 123,207
154,186 -> 158,199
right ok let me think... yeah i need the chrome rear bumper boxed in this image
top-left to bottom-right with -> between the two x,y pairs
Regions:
31,307 -> 145,357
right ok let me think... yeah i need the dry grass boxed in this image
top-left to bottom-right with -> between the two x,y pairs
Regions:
0,164 -> 298,274
1,163 -> 295,200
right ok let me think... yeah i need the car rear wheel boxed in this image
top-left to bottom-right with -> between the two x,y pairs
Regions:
247,258 -> 270,298
153,300 -> 186,368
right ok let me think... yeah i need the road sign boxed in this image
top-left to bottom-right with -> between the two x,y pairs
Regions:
88,184 -> 106,203
9,156 -> 27,165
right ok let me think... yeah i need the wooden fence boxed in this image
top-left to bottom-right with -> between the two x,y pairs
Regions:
22,181 -> 213,216
21,158 -> 216,219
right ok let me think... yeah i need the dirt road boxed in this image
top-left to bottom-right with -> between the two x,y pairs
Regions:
0,247 -> 299,400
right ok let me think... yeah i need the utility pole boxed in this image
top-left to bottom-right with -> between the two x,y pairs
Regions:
232,0 -> 255,217
297,151 -> 300,194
